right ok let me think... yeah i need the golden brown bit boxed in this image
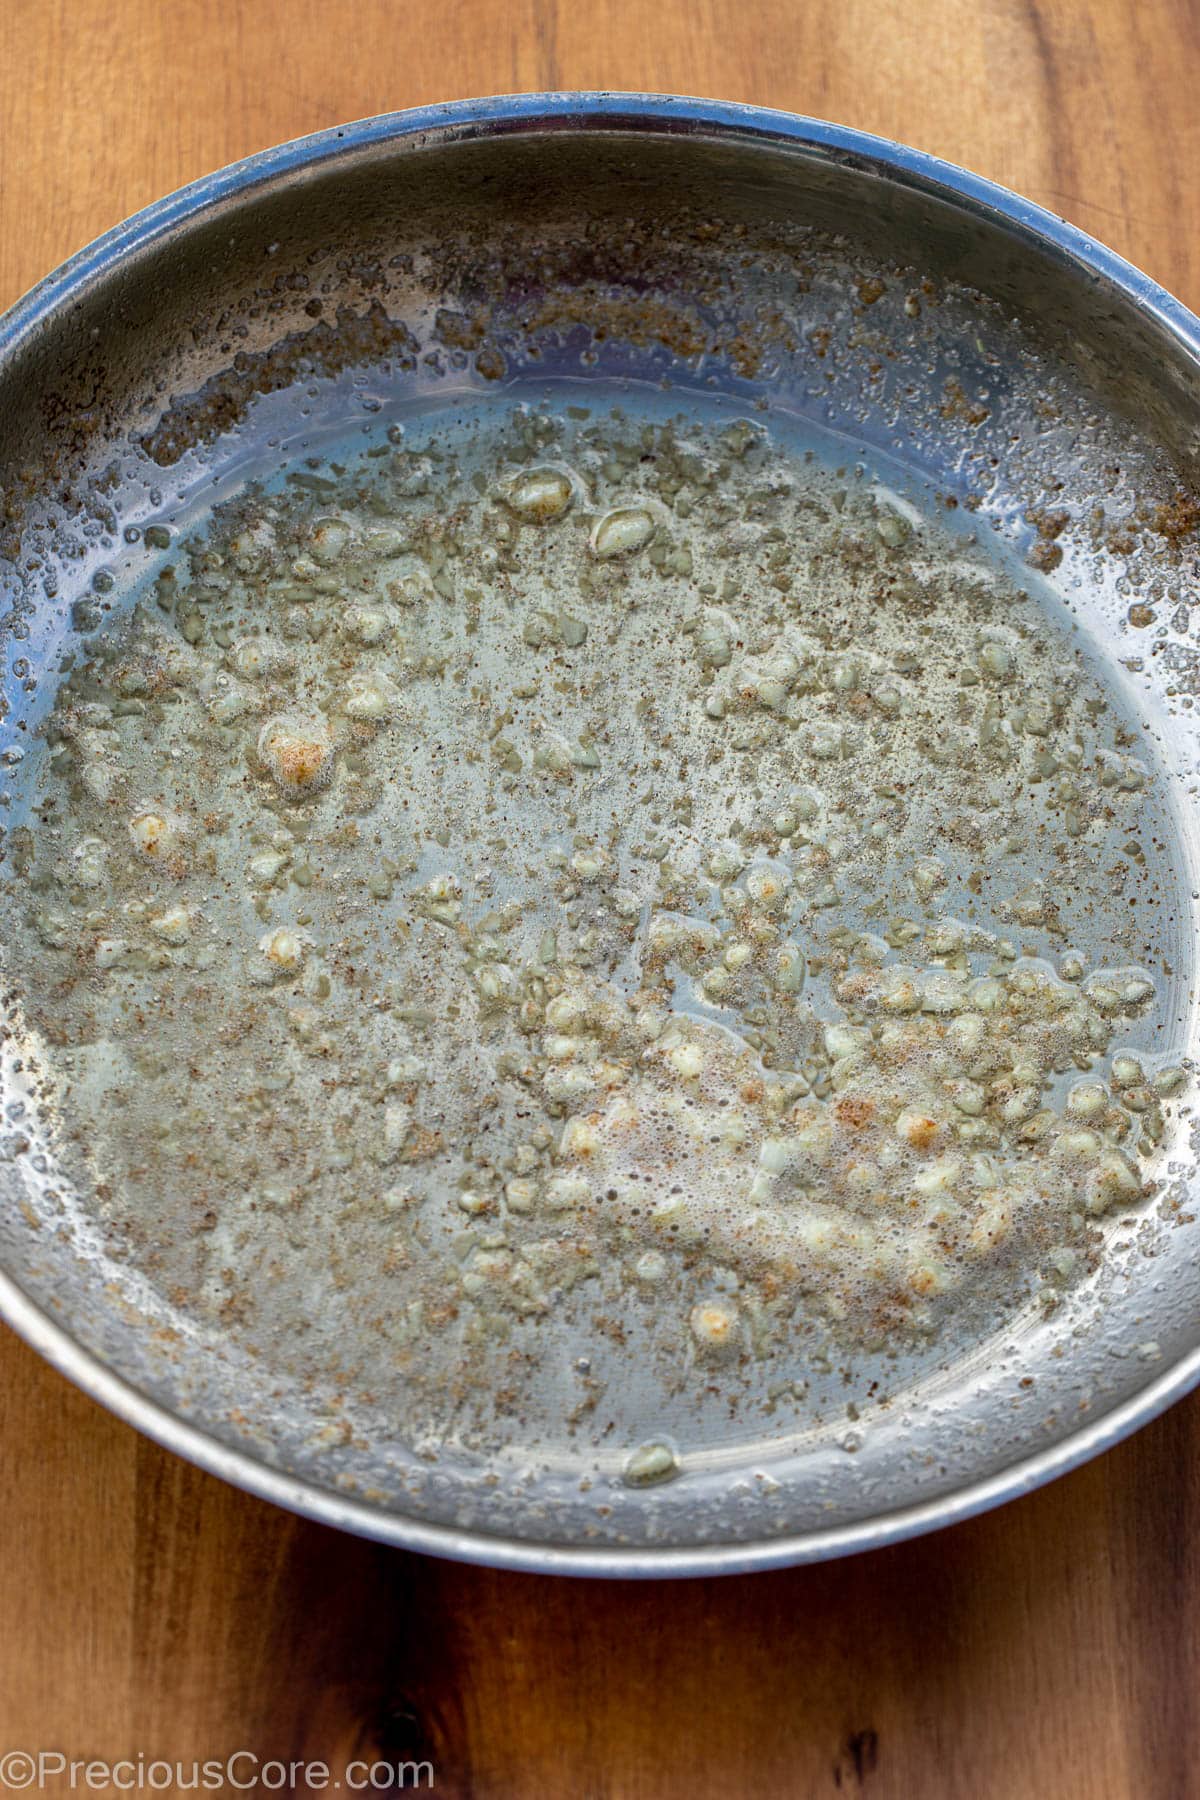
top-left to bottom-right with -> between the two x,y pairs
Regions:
400,1127 -> 445,1163
433,306 -> 490,351
279,739 -> 326,787
941,376 -> 990,427
896,1111 -> 941,1151
475,346 -> 506,382
1028,540 -> 1064,574
1032,508 -> 1070,542
835,1095 -> 876,1132
1152,491 -> 1200,543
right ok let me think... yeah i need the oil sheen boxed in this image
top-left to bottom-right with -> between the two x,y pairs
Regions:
2,391 -> 1189,1454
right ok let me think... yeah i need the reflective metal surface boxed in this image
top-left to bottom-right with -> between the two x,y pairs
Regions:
2,94 -> 1200,1575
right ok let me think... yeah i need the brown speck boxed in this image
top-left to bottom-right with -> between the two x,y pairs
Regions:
941,376 -> 989,427
835,1096 -> 876,1132
1028,540 -> 1063,573
475,346 -> 506,382
1153,492 -> 1200,543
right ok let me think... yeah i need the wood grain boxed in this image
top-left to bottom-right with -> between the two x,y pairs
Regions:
3,2 -> 1200,1794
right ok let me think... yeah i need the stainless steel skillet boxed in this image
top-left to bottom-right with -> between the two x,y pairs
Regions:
2,93 -> 1199,1575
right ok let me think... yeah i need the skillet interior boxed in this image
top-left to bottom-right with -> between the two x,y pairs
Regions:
1,97 -> 1199,1573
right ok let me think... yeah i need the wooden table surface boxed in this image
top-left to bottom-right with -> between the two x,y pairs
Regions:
3,2 -> 1200,1795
